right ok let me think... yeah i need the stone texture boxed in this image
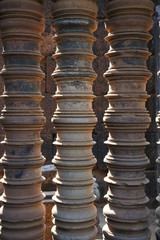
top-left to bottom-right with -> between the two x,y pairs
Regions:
46,56 -> 56,94
42,164 -> 56,191
0,40 -> 4,163
41,133 -> 55,164
44,202 -> 54,240
0,0 -> 158,219
0,3 -> 158,240
42,165 -> 56,240
155,48 -> 160,239
51,1 -> 98,239
103,1 -> 154,239
43,0 -> 53,19
96,0 -> 108,19
93,56 -> 108,96
0,1 -> 46,239
41,93 -> 56,135
41,33 -> 56,57
93,169 -> 107,205
146,171 -> 157,208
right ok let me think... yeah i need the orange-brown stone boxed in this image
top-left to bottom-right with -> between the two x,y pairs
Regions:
0,1 -> 46,239
103,1 -> 154,239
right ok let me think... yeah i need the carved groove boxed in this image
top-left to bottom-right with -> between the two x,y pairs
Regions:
51,1 -> 98,239
0,1 -> 46,239
103,1 -> 154,239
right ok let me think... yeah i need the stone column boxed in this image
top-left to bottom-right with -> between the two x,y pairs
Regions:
51,1 -> 98,239
103,1 -> 154,239
0,1 -> 46,239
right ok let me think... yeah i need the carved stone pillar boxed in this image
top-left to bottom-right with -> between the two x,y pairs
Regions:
51,1 -> 98,239
0,1 -> 46,239
103,1 -> 154,239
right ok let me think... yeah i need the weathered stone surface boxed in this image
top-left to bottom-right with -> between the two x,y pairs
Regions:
0,40 -> 4,161
0,127 -> 4,161
0,0 -> 158,219
93,18 -> 109,98
41,133 -> 54,164
93,96 -> 108,171
146,128 -> 158,170
155,43 -> 160,238
40,59 -> 46,95
0,44 -> 4,95
41,33 -> 56,57
146,170 -> 157,208
41,93 -> 56,134
146,51 -> 157,170
103,1 -> 154,239
0,1 -> 46,239
42,164 -> 56,191
93,56 -> 108,96
0,0 -> 157,208
96,0 -> 107,19
43,201 -> 54,240
46,56 -> 56,94
97,132 -> 108,170
93,19 -> 108,57
51,1 -> 98,239
93,96 -> 108,122
43,0 -> 53,19
93,169 -> 106,205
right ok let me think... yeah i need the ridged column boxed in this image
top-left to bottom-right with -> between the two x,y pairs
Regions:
103,1 -> 154,240
51,1 -> 98,239
0,1 -> 46,239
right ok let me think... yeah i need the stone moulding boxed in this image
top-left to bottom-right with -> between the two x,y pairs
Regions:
0,0 -> 46,239
51,0 -> 98,239
103,0 -> 154,239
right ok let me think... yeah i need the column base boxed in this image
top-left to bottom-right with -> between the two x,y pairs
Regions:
52,226 -> 97,240
102,225 -> 151,240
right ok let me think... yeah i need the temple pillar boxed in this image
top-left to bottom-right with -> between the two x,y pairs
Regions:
0,1 -> 46,239
51,1 -> 98,239
103,1 -> 154,239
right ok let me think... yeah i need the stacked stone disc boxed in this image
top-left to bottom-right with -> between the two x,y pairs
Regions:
103,1 -> 154,239
0,1 -> 46,239
51,1 -> 98,239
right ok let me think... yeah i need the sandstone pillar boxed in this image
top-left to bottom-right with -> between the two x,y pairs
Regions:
103,1 -> 154,239
0,1 -> 46,239
51,1 -> 98,239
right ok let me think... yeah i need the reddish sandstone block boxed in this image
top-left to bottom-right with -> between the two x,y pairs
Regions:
93,55 -> 108,96
41,34 -> 56,57
46,56 -> 56,94
41,93 -> 56,134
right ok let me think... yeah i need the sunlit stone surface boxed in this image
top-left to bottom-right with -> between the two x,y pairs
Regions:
51,1 -> 98,239
103,1 -> 154,239
0,1 -> 46,239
